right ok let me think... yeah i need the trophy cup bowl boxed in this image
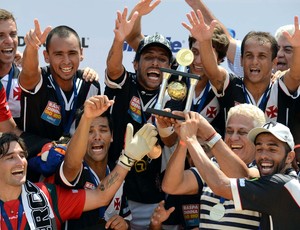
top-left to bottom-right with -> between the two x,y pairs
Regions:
167,80 -> 187,101
146,48 -> 200,120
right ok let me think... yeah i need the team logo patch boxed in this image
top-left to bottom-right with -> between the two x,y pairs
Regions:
128,96 -> 142,123
114,198 -> 121,210
41,101 -> 62,126
206,106 -> 218,118
266,105 -> 278,119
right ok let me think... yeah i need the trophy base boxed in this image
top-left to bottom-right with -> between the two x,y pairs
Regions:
146,108 -> 185,120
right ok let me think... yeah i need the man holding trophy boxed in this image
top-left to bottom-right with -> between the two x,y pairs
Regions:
104,6 -> 174,229
124,1 -> 230,148
154,26 -> 230,148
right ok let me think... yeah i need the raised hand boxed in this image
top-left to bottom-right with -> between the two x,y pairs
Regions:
173,110 -> 216,142
118,123 -> 158,170
114,7 -> 139,42
178,112 -> 199,143
24,19 -> 52,50
83,95 -> 114,120
283,16 -> 300,48
182,9 -> 217,43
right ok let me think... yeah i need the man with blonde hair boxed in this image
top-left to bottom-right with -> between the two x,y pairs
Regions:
161,104 -> 266,229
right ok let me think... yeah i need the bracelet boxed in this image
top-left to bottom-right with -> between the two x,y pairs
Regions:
294,144 -> 300,150
205,132 -> 217,142
179,140 -> 186,147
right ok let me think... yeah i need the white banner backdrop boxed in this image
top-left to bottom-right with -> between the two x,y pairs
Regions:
2,0 -> 299,91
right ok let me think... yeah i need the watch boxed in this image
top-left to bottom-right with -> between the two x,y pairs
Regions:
206,133 -> 222,149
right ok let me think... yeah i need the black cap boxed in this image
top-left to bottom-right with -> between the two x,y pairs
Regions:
134,33 -> 173,62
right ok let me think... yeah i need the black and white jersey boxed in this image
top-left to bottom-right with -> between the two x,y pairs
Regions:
192,163 -> 261,229
19,66 -> 100,141
105,70 -> 165,204
212,73 -> 300,132
55,162 -> 131,230
231,171 -> 300,230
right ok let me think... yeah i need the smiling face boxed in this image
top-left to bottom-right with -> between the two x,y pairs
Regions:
0,141 -> 27,188
225,114 -> 256,164
134,46 -> 171,90
85,116 -> 113,164
255,133 -> 293,176
0,19 -> 18,68
43,33 -> 83,89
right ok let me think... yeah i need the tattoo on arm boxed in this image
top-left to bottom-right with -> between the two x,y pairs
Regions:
99,171 -> 120,191
99,184 -> 105,191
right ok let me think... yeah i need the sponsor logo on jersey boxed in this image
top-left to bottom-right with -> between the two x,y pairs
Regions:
41,101 -> 62,126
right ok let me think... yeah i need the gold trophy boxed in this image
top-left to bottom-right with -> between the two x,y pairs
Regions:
146,48 -> 200,119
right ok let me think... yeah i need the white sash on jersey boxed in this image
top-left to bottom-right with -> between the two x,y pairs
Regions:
21,181 -> 56,229
104,181 -> 125,221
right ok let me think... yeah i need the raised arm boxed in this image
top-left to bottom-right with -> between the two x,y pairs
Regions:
162,125 -> 199,195
182,10 -> 227,92
185,0 -> 215,24
106,7 -> 139,81
178,112 -> 233,199
173,110 -> 249,178
185,0 -> 238,67
126,0 -> 161,51
62,95 -> 114,182
282,16 -> 300,92
83,122 -> 158,210
19,19 -> 51,90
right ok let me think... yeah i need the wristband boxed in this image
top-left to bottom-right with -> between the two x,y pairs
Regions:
206,133 -> 222,149
205,132 -> 217,142
117,150 -> 136,171
157,126 -> 174,138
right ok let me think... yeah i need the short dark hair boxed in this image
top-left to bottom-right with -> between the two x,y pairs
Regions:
188,25 -> 229,63
241,31 -> 278,60
45,25 -> 81,52
0,133 -> 28,158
